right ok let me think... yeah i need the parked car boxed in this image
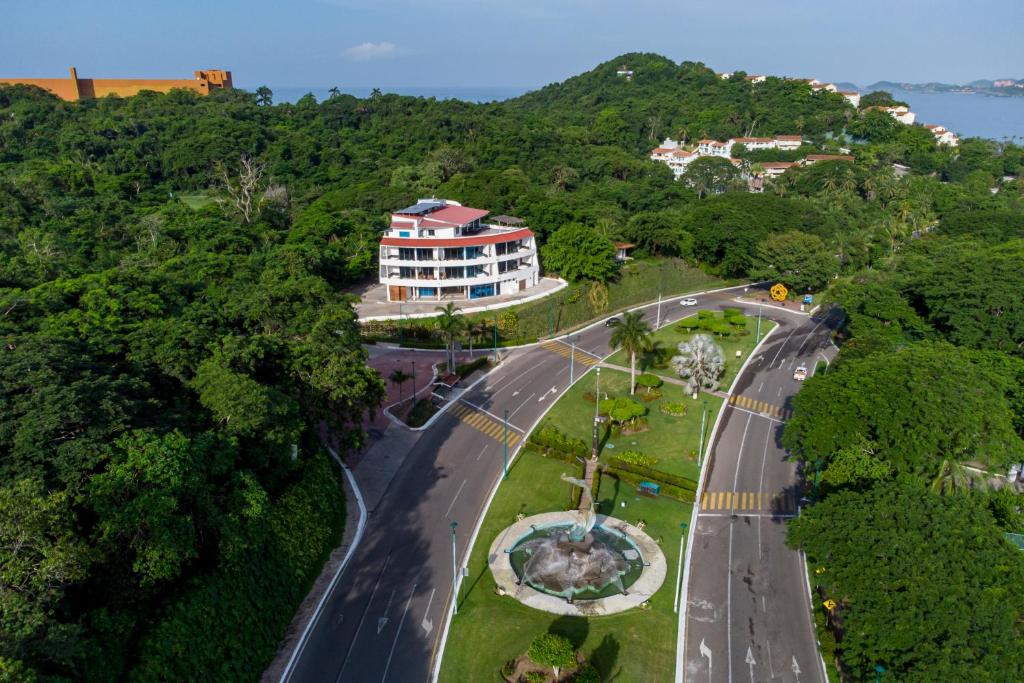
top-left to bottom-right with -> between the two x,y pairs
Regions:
604,316 -> 621,327
793,365 -> 808,381
679,297 -> 698,307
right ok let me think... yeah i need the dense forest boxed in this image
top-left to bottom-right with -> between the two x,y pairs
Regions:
1,52 -> 1023,680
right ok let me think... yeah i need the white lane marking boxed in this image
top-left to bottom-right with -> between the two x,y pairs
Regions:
555,365 -> 568,376
757,427 -> 772,562
445,479 -> 467,519
457,398 -> 525,432
768,328 -> 797,368
796,316 -> 829,355
380,583 -> 417,683
377,587 -> 395,635
697,512 -> 797,518
758,381 -> 764,393
762,595 -> 767,613
420,587 -> 436,635
538,386 -> 558,401
767,639 -> 776,679
777,386 -> 783,397
337,552 -> 392,680
745,646 -> 756,683
728,412 -> 755,683
475,445 -> 488,461
729,406 -> 785,423
510,393 -> 536,419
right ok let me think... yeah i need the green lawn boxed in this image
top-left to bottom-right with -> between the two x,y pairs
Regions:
606,312 -> 776,391
178,193 -> 216,209
538,367 -> 719,480
439,448 -> 692,683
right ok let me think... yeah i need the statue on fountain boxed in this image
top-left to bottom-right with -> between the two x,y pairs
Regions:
560,473 -> 596,542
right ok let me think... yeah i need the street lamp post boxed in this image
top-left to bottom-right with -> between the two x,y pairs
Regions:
673,520 -> 689,613
697,400 -> 708,468
503,409 -> 509,479
591,368 -> 604,461
451,521 -> 459,615
399,301 -> 404,345
756,303 -> 763,343
548,297 -> 553,338
656,292 -> 662,329
570,336 -> 576,384
875,664 -> 886,682
492,318 -> 498,363
410,360 -> 417,404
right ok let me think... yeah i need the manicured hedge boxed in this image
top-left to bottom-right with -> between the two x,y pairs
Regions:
604,466 -> 695,503
607,457 -> 697,491
528,424 -> 589,460
455,356 -> 490,377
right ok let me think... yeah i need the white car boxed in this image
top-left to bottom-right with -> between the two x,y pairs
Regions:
793,366 -> 808,381
679,297 -> 698,307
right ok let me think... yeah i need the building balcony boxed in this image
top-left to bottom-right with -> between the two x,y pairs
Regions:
380,264 -> 538,289
379,247 -> 536,269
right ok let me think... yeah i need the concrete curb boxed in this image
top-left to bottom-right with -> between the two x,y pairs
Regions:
733,296 -> 813,317
278,447 -> 368,683
799,549 -> 831,682
673,324 -> 779,683
430,288 -> 754,682
358,278 -> 569,322
380,361 -> 443,428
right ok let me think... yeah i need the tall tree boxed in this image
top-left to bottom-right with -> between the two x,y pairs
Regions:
608,311 -> 653,395
670,333 -> 725,395
435,302 -> 467,372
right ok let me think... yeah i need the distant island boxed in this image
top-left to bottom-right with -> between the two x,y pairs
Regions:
836,79 -> 1024,97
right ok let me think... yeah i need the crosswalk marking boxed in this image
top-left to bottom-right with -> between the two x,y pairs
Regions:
727,394 -> 792,420
539,340 -> 600,367
700,490 -> 799,513
449,402 -> 521,446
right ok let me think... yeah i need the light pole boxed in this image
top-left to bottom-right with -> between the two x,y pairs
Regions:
673,520 -> 689,613
570,336 -> 576,384
875,664 -> 886,682
548,297 -> 553,338
492,317 -> 498,364
591,367 -> 602,461
656,292 -> 662,329
451,521 -> 459,615
756,303 -> 763,343
697,400 -> 708,467
503,409 -> 509,479
399,300 -> 404,345
410,360 -> 417,404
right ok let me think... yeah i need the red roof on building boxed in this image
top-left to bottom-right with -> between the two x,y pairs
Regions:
381,228 -> 533,248
805,154 -> 855,162
761,162 -> 798,169
393,205 -> 489,227
775,135 -> 802,141
651,147 -> 674,154
733,137 -> 774,143
671,150 -> 693,157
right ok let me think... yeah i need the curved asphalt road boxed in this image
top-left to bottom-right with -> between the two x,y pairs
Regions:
680,307 -> 842,683
283,285 -> 820,683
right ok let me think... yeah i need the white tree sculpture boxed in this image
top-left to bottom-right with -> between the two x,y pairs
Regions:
671,334 -> 725,394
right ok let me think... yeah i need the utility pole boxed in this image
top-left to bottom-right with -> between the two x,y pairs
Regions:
698,400 -> 708,467
503,409 -> 509,479
451,521 -> 459,615
570,337 -> 576,384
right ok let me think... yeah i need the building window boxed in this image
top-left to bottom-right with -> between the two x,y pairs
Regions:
398,231 -> 410,237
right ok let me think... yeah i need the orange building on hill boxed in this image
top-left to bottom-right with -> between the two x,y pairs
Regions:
0,67 -> 232,101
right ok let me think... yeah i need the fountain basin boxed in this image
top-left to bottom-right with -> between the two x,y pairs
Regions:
488,512 -> 667,616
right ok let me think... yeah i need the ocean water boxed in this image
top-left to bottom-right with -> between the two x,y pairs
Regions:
883,88 -> 1024,141
262,84 -> 1023,142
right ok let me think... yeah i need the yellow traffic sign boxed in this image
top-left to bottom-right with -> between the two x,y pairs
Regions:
770,283 -> 788,302
823,599 -> 837,610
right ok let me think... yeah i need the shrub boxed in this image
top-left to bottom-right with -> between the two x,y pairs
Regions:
604,466 -> 695,503
598,396 -> 646,426
706,320 -> 733,336
638,388 -> 662,402
697,309 -> 715,320
615,450 -> 659,467
722,307 -> 742,317
454,356 -> 489,378
677,316 -> 700,330
522,672 -> 546,683
636,373 -> 663,390
501,659 -> 516,678
528,633 -> 576,676
660,401 -> 688,416
726,314 -> 748,327
529,424 -> 589,459
608,457 -> 697,491
572,662 -> 602,683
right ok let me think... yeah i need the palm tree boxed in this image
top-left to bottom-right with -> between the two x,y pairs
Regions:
671,334 -> 725,395
608,311 -> 653,395
930,459 -> 981,496
389,368 -> 411,402
435,302 -> 467,371
328,86 -> 341,99
467,320 -> 487,358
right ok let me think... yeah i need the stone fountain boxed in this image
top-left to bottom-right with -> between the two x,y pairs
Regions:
487,473 -> 667,616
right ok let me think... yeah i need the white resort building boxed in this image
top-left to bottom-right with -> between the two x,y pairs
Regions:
378,199 -> 540,302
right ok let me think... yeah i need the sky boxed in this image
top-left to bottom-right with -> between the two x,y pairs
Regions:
2,0 -> 1022,91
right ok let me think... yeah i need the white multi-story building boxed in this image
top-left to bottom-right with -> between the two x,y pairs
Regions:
924,123 -> 959,146
697,139 -> 734,157
378,199 -> 540,302
732,136 -> 776,151
649,137 -> 680,162
868,105 -> 916,125
774,135 -> 804,151
840,91 -> 861,107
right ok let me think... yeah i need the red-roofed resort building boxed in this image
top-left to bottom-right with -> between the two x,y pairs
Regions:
378,199 -> 540,302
